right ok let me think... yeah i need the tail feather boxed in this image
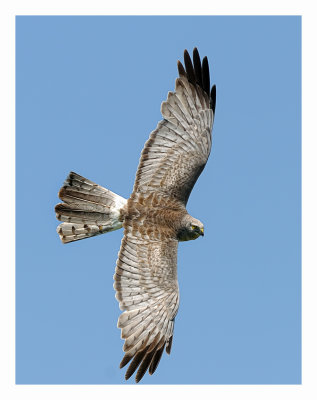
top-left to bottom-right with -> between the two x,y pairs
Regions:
55,203 -> 113,224
56,222 -> 116,244
55,172 -> 127,244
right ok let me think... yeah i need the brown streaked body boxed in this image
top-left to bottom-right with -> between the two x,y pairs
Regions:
122,192 -> 203,243
55,48 -> 216,382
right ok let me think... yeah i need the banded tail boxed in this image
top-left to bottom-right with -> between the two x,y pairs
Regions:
55,172 -> 127,244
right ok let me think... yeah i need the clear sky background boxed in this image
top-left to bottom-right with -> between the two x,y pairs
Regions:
16,16 -> 301,384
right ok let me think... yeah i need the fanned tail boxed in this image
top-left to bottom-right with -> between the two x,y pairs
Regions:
55,171 -> 127,243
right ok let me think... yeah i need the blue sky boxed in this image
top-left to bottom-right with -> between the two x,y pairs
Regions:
16,16 -> 301,384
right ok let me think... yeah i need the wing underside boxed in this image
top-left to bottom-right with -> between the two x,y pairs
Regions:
132,48 -> 216,205
114,233 -> 179,382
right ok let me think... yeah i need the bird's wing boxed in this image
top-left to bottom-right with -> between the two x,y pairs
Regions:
114,229 -> 179,383
132,48 -> 216,205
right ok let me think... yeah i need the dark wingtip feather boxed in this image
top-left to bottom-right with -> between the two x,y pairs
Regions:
177,60 -> 186,77
135,348 -> 157,383
120,354 -> 133,369
148,344 -> 165,375
184,49 -> 196,85
202,56 -> 210,95
193,47 -> 202,87
180,48 -> 215,112
166,335 -> 173,355
210,84 -> 216,113
124,347 -> 148,381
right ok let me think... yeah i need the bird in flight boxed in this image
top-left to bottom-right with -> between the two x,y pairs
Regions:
55,48 -> 216,382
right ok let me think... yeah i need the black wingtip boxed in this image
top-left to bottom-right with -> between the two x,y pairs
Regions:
177,60 -> 186,77
124,347 -> 148,381
184,49 -> 196,85
178,48 -> 216,115
148,344 -> 165,376
193,47 -> 202,87
210,84 -> 216,114
119,354 -> 133,369
179,49 -> 215,110
202,56 -> 210,95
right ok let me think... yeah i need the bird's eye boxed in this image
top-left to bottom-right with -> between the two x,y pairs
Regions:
191,225 -> 197,230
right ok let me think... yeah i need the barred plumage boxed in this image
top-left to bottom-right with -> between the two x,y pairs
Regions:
55,172 -> 127,243
55,48 -> 216,382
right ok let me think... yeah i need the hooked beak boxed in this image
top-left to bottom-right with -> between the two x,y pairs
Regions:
200,227 -> 204,237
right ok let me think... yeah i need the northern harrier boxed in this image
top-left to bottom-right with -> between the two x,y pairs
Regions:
55,48 -> 216,382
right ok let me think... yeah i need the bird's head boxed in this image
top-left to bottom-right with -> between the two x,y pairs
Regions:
178,215 -> 204,241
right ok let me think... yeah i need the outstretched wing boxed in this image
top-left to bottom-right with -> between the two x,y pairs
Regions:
114,230 -> 179,383
132,48 -> 216,205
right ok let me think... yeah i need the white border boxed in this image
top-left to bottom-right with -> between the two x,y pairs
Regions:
2,1 -> 316,399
